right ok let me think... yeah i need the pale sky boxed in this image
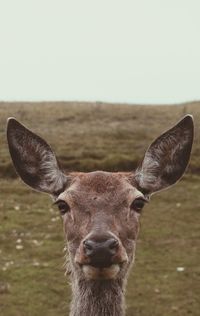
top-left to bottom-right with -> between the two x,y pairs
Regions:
0,0 -> 200,104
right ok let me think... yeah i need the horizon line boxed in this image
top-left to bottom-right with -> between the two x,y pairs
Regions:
0,99 -> 199,106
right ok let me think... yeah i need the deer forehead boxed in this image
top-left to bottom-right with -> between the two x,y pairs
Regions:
58,171 -> 143,208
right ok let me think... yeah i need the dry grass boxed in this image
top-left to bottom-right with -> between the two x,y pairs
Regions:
0,101 -> 200,176
0,101 -> 199,316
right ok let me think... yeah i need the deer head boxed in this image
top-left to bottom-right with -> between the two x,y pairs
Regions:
7,116 -> 194,284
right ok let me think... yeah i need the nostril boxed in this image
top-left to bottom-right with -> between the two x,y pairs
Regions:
109,238 -> 119,250
83,239 -> 95,257
83,240 -> 94,251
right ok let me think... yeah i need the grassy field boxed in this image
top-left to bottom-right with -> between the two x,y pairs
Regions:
0,101 -> 200,316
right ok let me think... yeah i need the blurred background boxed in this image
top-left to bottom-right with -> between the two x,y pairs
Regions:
0,1 -> 200,316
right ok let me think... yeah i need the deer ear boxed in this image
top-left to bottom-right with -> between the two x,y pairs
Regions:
135,115 -> 194,194
7,118 -> 68,195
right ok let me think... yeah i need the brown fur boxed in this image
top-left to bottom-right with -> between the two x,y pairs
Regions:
6,116 -> 194,316
59,172 -> 141,315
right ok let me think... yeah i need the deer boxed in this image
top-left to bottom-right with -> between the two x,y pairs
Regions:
7,115 -> 194,316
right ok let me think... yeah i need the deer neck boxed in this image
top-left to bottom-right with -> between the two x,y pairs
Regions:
70,278 -> 126,316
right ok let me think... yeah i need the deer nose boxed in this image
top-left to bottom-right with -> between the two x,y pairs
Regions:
83,238 -> 119,268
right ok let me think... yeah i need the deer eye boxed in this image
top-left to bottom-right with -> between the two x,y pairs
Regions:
131,198 -> 146,213
55,200 -> 70,215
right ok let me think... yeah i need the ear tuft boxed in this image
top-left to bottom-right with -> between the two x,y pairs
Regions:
7,118 -> 68,195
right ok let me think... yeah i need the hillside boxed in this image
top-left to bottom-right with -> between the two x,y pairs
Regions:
0,101 -> 199,316
0,101 -> 200,177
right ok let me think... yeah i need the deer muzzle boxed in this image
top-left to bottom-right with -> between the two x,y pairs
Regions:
83,238 -> 119,268
75,233 -> 128,279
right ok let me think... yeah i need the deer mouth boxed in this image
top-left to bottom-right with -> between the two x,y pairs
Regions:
81,263 -> 121,280
76,255 -> 127,279
75,237 -> 129,279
